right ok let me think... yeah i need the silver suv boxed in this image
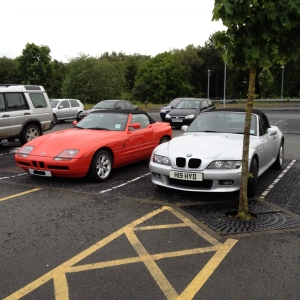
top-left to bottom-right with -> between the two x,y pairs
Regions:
0,84 -> 55,145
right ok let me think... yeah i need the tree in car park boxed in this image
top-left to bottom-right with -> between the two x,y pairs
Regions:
212,0 -> 300,219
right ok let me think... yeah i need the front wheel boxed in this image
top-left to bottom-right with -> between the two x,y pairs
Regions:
247,158 -> 258,197
19,125 -> 41,145
273,141 -> 284,169
87,150 -> 112,182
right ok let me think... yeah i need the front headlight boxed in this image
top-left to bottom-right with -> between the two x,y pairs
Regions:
207,160 -> 241,169
165,113 -> 171,119
16,145 -> 34,157
185,114 -> 195,119
153,154 -> 171,166
54,150 -> 79,161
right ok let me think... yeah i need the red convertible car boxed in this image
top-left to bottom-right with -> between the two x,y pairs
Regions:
15,110 -> 172,182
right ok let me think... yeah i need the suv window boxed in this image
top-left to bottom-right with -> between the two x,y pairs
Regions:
70,100 -> 80,107
0,94 -> 5,111
29,93 -> 48,108
7,93 -> 28,110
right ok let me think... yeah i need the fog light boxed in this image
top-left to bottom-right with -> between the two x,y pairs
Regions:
219,180 -> 234,185
152,172 -> 161,179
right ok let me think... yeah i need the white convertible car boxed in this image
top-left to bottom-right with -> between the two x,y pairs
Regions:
149,109 -> 284,197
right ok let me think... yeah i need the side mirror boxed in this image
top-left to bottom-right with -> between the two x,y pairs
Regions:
73,120 -> 78,126
58,105 -> 64,109
266,127 -> 277,138
129,122 -> 141,129
181,125 -> 188,132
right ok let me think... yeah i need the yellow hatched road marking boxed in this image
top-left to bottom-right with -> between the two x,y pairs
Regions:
0,188 -> 41,202
4,206 -> 238,300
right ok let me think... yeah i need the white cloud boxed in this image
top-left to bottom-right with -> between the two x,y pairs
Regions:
1,0 -> 225,62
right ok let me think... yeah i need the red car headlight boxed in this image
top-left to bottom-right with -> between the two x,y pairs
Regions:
16,145 -> 34,157
54,150 -> 79,161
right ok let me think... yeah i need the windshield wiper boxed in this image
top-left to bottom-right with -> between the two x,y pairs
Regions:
85,127 -> 108,130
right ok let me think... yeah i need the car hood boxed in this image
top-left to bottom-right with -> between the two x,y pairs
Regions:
154,133 -> 255,168
24,129 -> 125,157
168,108 -> 200,116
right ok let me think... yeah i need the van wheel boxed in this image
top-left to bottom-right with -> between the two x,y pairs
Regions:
19,125 -> 41,145
87,150 -> 112,182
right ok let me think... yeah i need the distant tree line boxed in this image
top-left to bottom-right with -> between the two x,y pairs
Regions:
1,38 -> 300,104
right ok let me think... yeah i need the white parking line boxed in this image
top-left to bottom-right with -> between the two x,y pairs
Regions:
100,173 -> 150,194
260,160 -> 296,198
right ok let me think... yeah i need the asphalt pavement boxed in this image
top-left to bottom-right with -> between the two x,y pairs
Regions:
1,107 -> 300,299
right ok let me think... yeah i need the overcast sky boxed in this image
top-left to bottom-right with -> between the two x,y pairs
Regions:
1,1 -> 225,63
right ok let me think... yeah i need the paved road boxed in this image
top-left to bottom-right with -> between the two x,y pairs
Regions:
1,109 -> 300,299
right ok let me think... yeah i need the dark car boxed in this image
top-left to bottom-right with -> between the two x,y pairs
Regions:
160,98 -> 183,121
164,98 -> 216,127
77,100 -> 138,121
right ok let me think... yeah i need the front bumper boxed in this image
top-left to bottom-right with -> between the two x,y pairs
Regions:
149,161 -> 242,192
15,155 -> 91,178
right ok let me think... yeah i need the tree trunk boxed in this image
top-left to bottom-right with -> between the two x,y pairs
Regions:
237,65 -> 256,219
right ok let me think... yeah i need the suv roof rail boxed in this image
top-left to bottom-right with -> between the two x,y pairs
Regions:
0,84 -> 43,91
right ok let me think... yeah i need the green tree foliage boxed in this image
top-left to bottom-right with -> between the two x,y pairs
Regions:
46,60 -> 68,99
0,57 -> 22,83
258,68 -> 274,98
61,55 -> 126,103
133,52 -> 194,104
17,43 -> 53,86
213,0 -> 300,218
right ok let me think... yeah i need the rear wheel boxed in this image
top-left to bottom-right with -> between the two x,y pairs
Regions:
273,141 -> 284,169
87,150 -> 112,182
247,158 -> 258,197
19,125 -> 41,145
159,136 -> 170,144
53,114 -> 57,123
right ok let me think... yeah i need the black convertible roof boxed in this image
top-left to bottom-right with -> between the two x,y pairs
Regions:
89,109 -> 156,123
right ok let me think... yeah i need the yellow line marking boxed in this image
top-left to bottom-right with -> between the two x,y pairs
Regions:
0,188 -> 41,202
125,229 -> 180,300
169,207 -> 221,246
53,271 -> 69,300
4,206 -> 238,300
178,239 -> 238,300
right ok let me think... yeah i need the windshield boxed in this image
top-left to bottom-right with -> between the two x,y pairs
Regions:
50,100 -> 59,108
187,112 -> 257,135
175,100 -> 200,109
76,112 -> 128,131
93,101 -> 116,109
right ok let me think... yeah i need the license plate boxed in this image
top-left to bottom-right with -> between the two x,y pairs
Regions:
172,119 -> 183,122
169,170 -> 203,181
29,168 -> 52,177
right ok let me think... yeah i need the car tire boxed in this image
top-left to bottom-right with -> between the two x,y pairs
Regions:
19,125 -> 41,145
53,114 -> 57,123
247,158 -> 258,197
160,136 -> 170,144
77,112 -> 82,121
273,141 -> 284,169
88,150 -> 112,182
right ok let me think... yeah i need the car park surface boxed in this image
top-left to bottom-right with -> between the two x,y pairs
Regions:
1,108 -> 300,299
